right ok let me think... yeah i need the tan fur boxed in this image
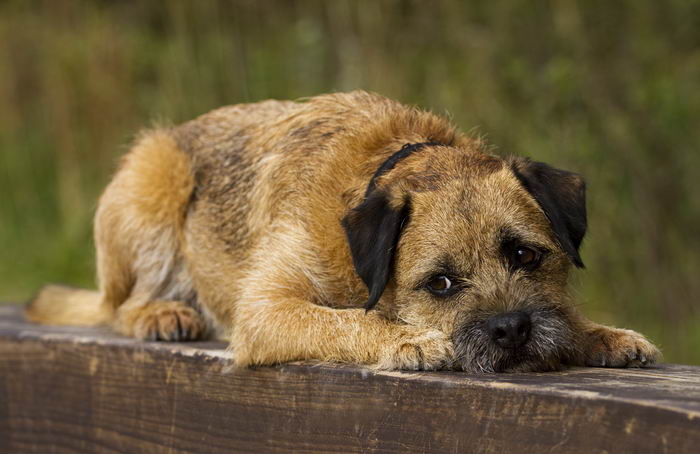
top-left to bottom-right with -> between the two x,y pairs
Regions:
26,285 -> 108,326
27,91 -> 660,371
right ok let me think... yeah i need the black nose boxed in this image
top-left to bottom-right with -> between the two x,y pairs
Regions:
487,311 -> 531,349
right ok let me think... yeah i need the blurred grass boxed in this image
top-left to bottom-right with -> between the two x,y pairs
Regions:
1,0 -> 699,364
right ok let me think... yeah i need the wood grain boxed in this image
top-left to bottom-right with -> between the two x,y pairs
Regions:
0,305 -> 698,453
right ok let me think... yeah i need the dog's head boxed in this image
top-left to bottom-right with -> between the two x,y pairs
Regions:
343,143 -> 586,372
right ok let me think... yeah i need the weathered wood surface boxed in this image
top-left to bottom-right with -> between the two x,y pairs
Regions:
0,305 -> 698,454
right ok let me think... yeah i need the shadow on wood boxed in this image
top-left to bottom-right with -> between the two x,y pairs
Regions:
0,305 -> 698,453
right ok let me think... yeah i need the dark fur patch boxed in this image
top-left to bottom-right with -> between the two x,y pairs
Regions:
179,123 -> 257,253
289,119 -> 325,139
342,191 -> 410,311
510,158 -> 587,268
364,142 -> 442,197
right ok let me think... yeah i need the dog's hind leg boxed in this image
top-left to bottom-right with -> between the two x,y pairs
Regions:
112,295 -> 205,341
94,130 -> 208,340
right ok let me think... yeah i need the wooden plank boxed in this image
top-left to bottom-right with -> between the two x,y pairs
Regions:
0,304 -> 699,454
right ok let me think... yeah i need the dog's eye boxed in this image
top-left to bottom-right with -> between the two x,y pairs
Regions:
425,275 -> 455,296
512,246 -> 542,269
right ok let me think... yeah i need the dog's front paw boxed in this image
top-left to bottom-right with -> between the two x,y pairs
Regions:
376,327 -> 454,371
584,327 -> 660,368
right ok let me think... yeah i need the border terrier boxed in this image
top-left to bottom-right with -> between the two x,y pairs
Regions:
27,91 -> 660,372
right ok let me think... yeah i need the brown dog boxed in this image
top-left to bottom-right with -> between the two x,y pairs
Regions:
27,91 -> 660,372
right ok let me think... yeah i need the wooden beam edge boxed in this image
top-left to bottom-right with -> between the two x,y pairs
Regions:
1,304 -> 699,453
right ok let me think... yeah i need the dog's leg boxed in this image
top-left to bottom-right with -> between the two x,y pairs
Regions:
94,129 -> 209,340
231,287 -> 453,370
112,294 -> 206,341
574,317 -> 661,367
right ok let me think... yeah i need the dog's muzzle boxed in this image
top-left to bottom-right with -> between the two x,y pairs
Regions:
452,307 -> 575,373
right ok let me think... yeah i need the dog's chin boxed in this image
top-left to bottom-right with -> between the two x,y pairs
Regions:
455,348 -> 566,374
452,307 -> 577,374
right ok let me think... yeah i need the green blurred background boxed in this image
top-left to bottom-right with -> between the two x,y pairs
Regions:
1,1 -> 698,364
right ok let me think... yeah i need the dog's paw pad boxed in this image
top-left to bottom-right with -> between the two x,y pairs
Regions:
132,302 -> 205,342
585,328 -> 660,368
377,328 -> 453,371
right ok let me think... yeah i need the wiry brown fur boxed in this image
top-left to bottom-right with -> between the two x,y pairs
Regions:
27,91 -> 660,371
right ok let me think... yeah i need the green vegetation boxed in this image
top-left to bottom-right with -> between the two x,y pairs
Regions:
1,1 -> 698,364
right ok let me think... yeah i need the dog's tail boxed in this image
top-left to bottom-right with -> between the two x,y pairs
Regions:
26,284 -> 111,326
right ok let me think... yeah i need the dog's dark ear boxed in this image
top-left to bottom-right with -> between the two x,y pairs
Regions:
342,191 -> 410,311
510,158 -> 587,268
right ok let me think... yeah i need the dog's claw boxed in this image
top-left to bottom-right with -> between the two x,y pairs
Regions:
584,327 -> 660,368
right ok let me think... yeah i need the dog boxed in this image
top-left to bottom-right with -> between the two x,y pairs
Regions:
27,91 -> 660,372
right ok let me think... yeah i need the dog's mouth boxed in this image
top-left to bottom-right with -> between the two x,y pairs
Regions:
452,307 -> 577,373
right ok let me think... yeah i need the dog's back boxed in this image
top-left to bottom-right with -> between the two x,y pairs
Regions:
27,91 -> 453,338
